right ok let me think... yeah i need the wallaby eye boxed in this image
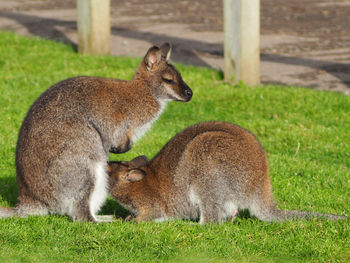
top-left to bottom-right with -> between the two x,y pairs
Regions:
162,77 -> 174,84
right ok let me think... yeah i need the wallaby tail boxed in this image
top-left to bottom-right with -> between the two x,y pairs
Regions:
268,209 -> 347,222
0,206 -> 16,218
250,194 -> 347,222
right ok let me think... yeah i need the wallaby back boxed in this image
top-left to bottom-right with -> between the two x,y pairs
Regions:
108,121 -> 347,223
1,43 -> 192,222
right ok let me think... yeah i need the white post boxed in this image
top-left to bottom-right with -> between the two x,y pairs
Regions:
77,0 -> 110,55
223,0 -> 260,85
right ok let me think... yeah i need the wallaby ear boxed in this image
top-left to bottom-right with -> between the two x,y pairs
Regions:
160,42 -> 172,61
126,169 -> 146,182
144,46 -> 161,71
129,155 -> 149,168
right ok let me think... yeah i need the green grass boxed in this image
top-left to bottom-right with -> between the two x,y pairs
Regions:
0,31 -> 349,262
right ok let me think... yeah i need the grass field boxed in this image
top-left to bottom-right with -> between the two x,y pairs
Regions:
0,31 -> 349,262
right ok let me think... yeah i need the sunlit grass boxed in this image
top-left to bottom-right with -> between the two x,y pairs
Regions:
0,31 -> 349,262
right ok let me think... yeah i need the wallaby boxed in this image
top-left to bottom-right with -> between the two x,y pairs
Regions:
108,121 -> 347,224
0,43 -> 192,222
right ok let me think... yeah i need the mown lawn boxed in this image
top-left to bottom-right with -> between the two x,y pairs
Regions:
0,31 -> 349,262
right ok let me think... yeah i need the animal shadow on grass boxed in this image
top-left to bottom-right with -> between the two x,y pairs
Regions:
99,198 -> 132,220
0,176 -> 18,206
100,200 -> 253,223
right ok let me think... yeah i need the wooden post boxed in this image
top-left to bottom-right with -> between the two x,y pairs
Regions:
223,0 -> 260,85
77,0 -> 110,55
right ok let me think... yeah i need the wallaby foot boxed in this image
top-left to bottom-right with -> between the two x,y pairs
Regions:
125,214 -> 135,221
95,215 -> 116,223
73,213 -> 96,222
134,209 -> 153,222
71,203 -> 97,222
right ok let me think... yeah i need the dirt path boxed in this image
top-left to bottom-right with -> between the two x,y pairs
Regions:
0,0 -> 349,95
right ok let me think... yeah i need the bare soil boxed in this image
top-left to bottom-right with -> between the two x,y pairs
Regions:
0,0 -> 349,94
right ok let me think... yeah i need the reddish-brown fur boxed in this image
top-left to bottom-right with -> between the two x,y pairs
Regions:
108,121 -> 347,223
1,43 -> 192,222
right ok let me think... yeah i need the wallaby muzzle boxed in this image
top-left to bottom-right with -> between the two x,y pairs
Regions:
181,82 -> 193,102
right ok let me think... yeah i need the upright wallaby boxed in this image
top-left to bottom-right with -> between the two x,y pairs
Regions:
108,121 -> 347,224
0,43 -> 192,222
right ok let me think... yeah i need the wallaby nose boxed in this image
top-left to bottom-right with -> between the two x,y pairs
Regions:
184,87 -> 193,101
185,88 -> 192,97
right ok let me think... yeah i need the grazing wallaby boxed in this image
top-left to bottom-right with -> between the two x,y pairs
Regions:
108,121 -> 347,224
0,43 -> 192,222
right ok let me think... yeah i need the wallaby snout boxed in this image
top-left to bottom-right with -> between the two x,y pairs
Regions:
162,71 -> 193,102
179,80 -> 193,102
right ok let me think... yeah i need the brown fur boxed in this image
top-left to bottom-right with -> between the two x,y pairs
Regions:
0,43 -> 192,222
108,121 -> 347,223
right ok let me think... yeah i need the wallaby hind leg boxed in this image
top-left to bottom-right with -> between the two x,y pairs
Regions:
52,161 -> 108,222
73,161 -> 109,222
70,180 -> 98,222
199,201 -> 222,224
190,184 -> 223,224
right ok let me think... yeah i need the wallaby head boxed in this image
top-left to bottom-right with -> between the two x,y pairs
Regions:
108,156 -> 149,188
107,156 -> 151,216
134,43 -> 192,102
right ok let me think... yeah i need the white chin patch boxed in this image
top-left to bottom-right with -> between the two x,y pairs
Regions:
166,87 -> 183,101
131,100 -> 168,143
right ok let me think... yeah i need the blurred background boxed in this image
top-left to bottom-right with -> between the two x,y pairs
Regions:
0,0 -> 349,94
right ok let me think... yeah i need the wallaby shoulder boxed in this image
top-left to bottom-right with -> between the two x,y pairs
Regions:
37,76 -> 150,105
23,75 -> 160,130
